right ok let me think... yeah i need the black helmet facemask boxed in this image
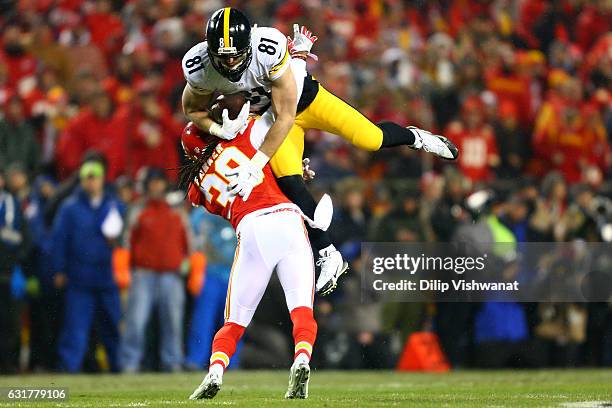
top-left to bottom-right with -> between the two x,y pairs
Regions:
208,48 -> 252,82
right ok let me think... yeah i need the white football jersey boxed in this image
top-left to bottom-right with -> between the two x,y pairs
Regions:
182,26 -> 290,113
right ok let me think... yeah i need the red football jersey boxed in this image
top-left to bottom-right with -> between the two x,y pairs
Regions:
187,119 -> 291,229
445,121 -> 499,182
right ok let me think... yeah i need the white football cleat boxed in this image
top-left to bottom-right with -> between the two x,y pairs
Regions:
189,371 -> 222,400
284,360 -> 311,399
315,247 -> 348,296
408,126 -> 459,160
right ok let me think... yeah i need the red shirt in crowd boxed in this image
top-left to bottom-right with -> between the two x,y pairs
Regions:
110,103 -> 183,181
533,97 -> 610,183
485,68 -> 533,126
575,5 -> 611,52
56,107 -> 124,180
85,9 -> 124,60
128,198 -> 191,272
0,51 -> 37,86
445,121 -> 499,183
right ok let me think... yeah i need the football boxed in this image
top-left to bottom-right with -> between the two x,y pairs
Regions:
208,92 -> 249,124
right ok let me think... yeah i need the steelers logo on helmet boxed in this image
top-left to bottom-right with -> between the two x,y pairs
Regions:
206,7 -> 252,82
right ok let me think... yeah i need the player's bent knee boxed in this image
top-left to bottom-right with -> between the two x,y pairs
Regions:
351,125 -> 384,151
269,156 -> 303,177
269,128 -> 305,177
313,86 -> 384,151
276,175 -> 309,196
276,175 -> 318,217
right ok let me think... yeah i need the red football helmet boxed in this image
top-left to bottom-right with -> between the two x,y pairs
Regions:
181,122 -> 218,160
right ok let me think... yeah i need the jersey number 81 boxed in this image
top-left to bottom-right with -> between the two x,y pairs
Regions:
258,37 -> 278,55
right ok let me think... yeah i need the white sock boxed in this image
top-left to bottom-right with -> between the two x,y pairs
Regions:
319,244 -> 336,257
209,363 -> 224,377
294,352 -> 310,366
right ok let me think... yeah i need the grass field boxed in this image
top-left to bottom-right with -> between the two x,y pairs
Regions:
0,370 -> 611,407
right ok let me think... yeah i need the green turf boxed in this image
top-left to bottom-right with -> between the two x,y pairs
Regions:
0,370 -> 611,407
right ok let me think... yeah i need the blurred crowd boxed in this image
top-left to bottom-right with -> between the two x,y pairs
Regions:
0,0 -> 610,373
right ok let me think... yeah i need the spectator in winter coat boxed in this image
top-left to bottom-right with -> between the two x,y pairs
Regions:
120,168 -> 191,372
0,95 -> 40,176
331,178 -> 371,247
430,170 -> 470,242
369,190 -> 424,242
52,159 -> 125,372
21,174 -> 61,371
0,171 -> 31,373
494,101 -> 530,179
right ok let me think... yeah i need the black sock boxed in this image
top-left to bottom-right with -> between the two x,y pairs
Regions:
305,225 -> 332,254
378,121 -> 416,148
276,175 -> 332,253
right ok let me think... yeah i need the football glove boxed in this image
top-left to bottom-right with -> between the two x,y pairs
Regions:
225,150 -> 268,201
287,24 -> 318,61
209,101 -> 250,140
302,157 -> 316,181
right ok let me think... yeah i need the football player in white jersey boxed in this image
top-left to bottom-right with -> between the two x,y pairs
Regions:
181,8 -> 459,296
181,7 -> 347,295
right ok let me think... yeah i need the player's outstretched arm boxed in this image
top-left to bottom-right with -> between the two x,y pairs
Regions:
258,66 -> 297,159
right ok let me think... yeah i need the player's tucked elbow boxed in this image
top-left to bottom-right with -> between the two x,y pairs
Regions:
184,104 -> 202,120
181,86 -> 195,115
182,84 -> 209,118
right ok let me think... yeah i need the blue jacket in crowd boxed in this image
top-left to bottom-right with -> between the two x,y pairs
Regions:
22,178 -> 56,289
51,188 -> 124,289
190,207 -> 235,280
1,190 -> 30,280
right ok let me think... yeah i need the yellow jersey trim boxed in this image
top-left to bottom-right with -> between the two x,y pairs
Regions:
269,49 -> 289,75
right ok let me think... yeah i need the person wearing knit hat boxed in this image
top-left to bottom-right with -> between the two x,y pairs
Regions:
52,158 -> 125,373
